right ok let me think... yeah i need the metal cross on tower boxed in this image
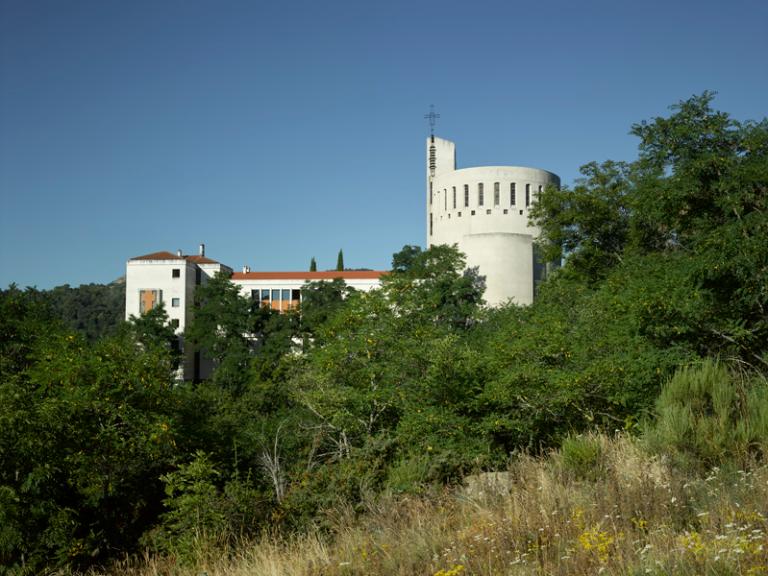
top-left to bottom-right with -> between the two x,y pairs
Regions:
424,104 -> 440,136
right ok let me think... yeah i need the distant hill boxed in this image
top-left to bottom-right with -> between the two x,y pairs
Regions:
46,281 -> 126,341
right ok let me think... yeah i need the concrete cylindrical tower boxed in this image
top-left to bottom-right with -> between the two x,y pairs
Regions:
426,136 -> 560,306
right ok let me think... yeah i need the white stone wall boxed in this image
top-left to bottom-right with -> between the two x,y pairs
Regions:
426,136 -> 560,306
125,258 -> 197,332
232,276 -> 382,300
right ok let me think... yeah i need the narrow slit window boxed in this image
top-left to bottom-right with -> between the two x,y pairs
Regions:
452,187 -> 456,209
494,182 -> 500,205
478,183 -> 484,206
525,184 -> 531,207
510,183 -> 516,205
464,184 -> 469,207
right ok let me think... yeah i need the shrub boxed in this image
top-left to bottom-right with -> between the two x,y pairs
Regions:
559,433 -> 605,481
646,359 -> 768,469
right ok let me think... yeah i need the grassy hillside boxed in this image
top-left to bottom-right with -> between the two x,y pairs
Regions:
92,433 -> 768,576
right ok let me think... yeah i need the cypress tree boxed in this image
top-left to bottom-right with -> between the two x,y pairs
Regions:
336,249 -> 344,271
309,257 -> 317,272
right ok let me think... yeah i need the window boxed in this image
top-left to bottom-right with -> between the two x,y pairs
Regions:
452,187 -> 456,209
271,289 -> 280,301
444,189 -> 447,210
525,184 -> 531,207
478,183 -> 484,206
429,181 -> 433,205
471,210 -> 476,215
503,209 -> 508,214
261,289 -> 270,306
139,289 -> 161,314
486,209 -> 492,214
458,211 -> 462,217
172,268 -> 180,278
429,212 -> 433,236
464,184 -> 469,207
251,290 -> 259,300
289,289 -> 301,310
170,319 -> 180,328
494,182 -> 500,206
171,297 -> 180,307
510,183 -> 516,205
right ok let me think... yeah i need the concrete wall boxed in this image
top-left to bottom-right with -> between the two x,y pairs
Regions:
125,258 -> 196,332
232,275 -> 383,302
426,136 -> 560,306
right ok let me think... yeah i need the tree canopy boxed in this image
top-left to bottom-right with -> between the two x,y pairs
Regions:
2,93 -> 766,573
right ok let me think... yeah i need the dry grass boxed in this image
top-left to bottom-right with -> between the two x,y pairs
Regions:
87,434 -> 768,576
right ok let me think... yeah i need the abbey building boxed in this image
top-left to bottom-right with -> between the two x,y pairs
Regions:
426,136 -> 560,306
125,244 -> 385,379
125,133 -> 559,378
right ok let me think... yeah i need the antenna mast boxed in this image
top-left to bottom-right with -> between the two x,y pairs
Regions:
424,104 -> 440,138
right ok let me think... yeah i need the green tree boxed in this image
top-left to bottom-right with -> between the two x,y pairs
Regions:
532,92 -> 768,363
285,244 -> 489,510
384,244 -> 485,330
46,281 -> 126,341
0,291 -> 178,572
186,272 -> 254,389
309,256 -> 317,272
127,301 -> 181,369
629,92 -> 768,361
528,160 -> 632,283
336,249 -> 344,271
299,278 -> 351,342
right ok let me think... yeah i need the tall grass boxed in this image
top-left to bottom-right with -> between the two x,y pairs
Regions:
86,433 -> 767,576
80,361 -> 768,575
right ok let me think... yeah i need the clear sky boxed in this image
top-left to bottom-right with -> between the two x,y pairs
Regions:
1,0 -> 766,289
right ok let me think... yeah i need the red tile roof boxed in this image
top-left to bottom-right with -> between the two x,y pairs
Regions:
231,270 -> 387,281
129,252 -> 382,279
185,255 -> 221,265
129,251 -> 221,265
129,251 -> 183,261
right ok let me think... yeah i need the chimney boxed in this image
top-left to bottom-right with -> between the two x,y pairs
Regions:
176,249 -> 182,257
199,243 -> 205,257
242,265 -> 250,273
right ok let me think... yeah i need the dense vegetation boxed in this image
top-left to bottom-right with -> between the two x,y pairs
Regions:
0,93 -> 766,574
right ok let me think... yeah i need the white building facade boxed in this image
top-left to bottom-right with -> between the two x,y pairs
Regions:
126,246 -> 385,380
231,270 -> 385,311
426,136 -> 560,306
125,244 -> 232,380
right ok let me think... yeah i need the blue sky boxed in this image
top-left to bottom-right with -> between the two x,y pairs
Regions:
1,0 -> 766,289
